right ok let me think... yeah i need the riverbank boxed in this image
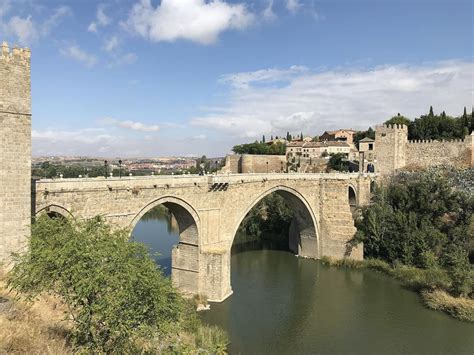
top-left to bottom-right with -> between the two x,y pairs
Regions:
320,256 -> 474,322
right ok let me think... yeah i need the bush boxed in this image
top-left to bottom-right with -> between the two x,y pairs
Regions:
421,290 -> 474,322
8,215 -> 219,353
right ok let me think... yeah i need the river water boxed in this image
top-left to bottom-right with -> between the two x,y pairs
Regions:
132,215 -> 474,355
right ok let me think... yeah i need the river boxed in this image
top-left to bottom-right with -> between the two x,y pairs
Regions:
132,214 -> 474,355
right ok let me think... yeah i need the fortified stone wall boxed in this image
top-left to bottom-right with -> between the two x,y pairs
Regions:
374,124 -> 473,175
240,154 -> 286,173
220,154 -> 286,173
0,42 -> 31,266
406,136 -> 473,169
374,124 -> 407,176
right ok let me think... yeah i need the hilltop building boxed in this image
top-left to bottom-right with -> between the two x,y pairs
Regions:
320,129 -> 357,144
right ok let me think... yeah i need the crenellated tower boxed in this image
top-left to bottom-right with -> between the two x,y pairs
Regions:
0,42 -> 31,266
374,124 -> 408,176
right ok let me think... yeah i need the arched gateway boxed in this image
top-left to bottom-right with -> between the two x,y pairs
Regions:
32,173 -> 373,302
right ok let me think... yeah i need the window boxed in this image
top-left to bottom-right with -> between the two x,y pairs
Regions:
368,143 -> 373,151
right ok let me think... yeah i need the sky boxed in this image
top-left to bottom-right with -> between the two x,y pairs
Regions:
0,0 -> 472,157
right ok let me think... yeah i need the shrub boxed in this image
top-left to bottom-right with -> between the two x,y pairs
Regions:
8,215 -> 184,353
421,290 -> 474,322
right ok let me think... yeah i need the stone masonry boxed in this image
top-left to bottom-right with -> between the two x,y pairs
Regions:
33,173 -> 373,301
0,43 -> 31,266
374,124 -> 474,176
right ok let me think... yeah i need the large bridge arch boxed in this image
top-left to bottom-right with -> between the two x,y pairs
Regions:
230,185 -> 320,259
130,196 -> 201,295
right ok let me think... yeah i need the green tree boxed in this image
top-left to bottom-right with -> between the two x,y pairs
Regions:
9,216 -> 185,353
429,105 -> 434,117
262,135 -> 266,143
327,153 -> 349,172
385,113 -> 411,126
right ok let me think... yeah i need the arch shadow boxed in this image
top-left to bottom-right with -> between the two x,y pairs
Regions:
35,204 -> 74,220
231,185 -> 320,259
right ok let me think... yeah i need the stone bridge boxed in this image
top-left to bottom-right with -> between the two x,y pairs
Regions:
33,172 -> 375,302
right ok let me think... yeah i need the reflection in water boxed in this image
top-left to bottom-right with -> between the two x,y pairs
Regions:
202,249 -> 474,355
132,206 -> 179,276
132,211 -> 474,355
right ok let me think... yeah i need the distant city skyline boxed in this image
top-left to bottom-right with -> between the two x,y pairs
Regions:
1,0 -> 472,157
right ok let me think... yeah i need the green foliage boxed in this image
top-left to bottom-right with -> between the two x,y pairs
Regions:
8,216 -> 226,353
381,107 -> 473,141
327,153 -> 350,172
237,193 -> 293,246
385,113 -> 411,126
232,141 -> 286,155
354,169 -> 473,296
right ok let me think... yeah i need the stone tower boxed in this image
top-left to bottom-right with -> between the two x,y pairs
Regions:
374,124 -> 408,176
0,42 -> 31,266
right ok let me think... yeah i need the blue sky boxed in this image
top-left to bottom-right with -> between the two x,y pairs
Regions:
1,0 -> 472,157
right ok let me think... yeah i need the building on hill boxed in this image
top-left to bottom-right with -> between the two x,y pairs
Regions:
320,129 -> 356,144
286,141 -> 351,172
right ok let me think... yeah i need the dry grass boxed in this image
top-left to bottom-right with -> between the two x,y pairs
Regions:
0,270 -> 73,354
421,289 -> 474,322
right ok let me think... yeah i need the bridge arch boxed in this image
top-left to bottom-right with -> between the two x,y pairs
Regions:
130,196 -> 201,294
130,196 -> 200,239
35,204 -> 74,220
348,184 -> 357,207
231,185 -> 320,259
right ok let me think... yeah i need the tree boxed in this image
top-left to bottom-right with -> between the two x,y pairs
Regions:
9,216 -> 184,353
327,153 -> 349,172
262,135 -> 266,143
385,114 -> 411,126
429,106 -> 434,117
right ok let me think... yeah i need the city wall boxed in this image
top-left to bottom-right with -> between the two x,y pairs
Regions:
221,154 -> 286,173
406,138 -> 473,169
374,124 -> 474,175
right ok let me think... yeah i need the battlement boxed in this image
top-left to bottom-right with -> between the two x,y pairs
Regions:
408,138 -> 465,144
376,123 -> 408,132
1,42 -> 31,66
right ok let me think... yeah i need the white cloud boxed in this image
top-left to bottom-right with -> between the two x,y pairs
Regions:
101,117 -> 160,132
103,35 -> 120,52
286,0 -> 301,13
262,0 -> 277,22
60,45 -> 98,67
220,65 -> 308,88
6,16 -> 37,44
1,5 -> 71,45
191,61 -> 473,140
87,22 -> 97,33
125,0 -> 255,45
88,4 -> 111,33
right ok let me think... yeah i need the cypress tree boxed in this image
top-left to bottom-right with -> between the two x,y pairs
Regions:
262,135 -> 266,143
429,106 -> 434,117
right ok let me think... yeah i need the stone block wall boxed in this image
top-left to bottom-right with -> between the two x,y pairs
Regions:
374,124 -> 407,176
406,136 -> 473,169
0,42 -> 31,266
374,124 -> 473,176
240,154 -> 286,173
220,154 -> 286,173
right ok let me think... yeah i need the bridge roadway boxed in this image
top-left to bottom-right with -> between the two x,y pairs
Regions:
34,172 -> 376,302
